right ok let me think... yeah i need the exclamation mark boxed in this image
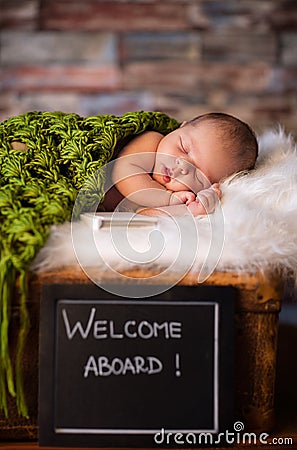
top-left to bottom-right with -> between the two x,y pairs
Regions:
175,353 -> 181,377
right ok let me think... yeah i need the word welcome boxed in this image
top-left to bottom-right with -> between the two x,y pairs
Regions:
62,307 -> 182,340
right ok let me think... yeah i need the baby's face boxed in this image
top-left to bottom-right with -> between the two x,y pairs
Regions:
152,121 -> 233,193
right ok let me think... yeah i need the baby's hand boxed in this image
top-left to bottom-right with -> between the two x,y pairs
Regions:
169,190 -> 196,206
187,183 -> 222,216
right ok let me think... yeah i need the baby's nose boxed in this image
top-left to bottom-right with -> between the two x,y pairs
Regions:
175,157 -> 189,175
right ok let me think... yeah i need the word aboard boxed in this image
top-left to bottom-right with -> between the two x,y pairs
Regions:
39,284 -> 234,448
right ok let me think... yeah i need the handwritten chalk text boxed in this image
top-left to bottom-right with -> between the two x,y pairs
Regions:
83,355 -> 163,378
62,308 -> 182,340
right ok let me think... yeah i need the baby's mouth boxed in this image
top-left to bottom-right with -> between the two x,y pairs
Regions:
161,165 -> 172,183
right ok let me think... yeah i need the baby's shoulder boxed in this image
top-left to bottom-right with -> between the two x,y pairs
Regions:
120,130 -> 163,156
134,130 -> 163,143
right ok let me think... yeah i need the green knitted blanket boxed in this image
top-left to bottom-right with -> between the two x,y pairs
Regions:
0,110 -> 179,417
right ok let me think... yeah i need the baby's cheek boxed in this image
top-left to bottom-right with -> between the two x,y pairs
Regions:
195,169 -> 211,190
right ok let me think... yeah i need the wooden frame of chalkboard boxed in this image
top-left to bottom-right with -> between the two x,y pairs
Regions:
39,283 -> 235,448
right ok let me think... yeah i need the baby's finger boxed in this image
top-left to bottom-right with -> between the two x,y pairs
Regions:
186,197 -> 194,206
211,183 -> 222,198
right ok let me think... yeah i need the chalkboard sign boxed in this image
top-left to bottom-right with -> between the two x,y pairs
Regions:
39,284 -> 235,448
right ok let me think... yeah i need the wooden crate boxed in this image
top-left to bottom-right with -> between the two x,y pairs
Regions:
0,267 -> 282,440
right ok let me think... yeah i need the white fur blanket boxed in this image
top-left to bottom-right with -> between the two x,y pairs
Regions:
32,129 -> 297,285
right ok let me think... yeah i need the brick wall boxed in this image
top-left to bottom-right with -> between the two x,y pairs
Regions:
0,0 -> 296,136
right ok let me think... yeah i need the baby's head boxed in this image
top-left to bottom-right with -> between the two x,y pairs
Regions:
153,111 -> 258,193
187,112 -> 258,176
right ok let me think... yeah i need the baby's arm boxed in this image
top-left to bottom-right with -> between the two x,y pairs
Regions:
112,132 -> 193,208
138,186 -> 221,217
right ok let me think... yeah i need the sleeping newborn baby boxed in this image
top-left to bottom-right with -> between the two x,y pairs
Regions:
107,112 -> 258,216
